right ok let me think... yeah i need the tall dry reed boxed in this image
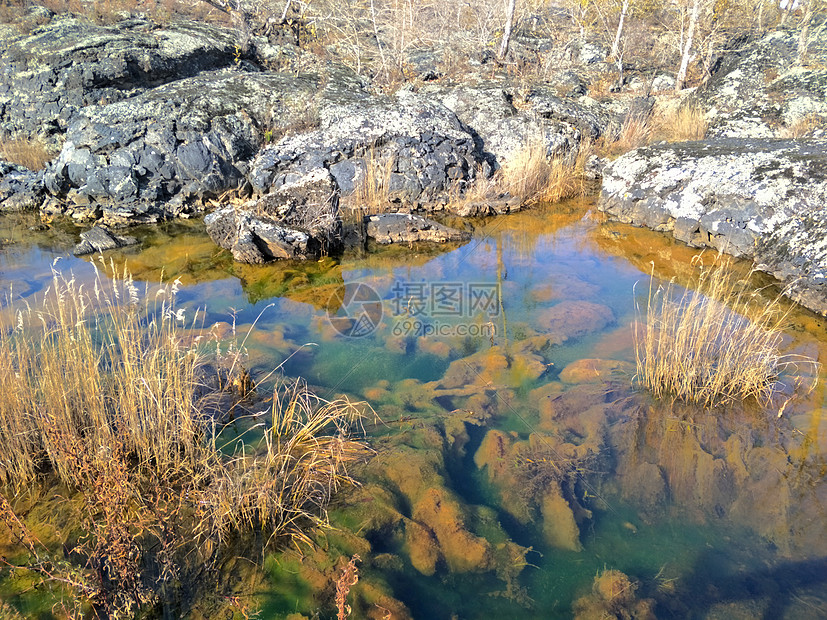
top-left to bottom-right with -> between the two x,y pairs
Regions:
633,256 -> 817,409
0,259 -> 368,615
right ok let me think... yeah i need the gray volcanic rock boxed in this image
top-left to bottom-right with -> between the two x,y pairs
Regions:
366,213 -> 470,244
250,89 -> 481,207
0,13 -> 241,146
698,30 -> 827,139
598,138 -> 827,315
0,162 -> 45,212
205,208 -> 316,262
205,168 -> 340,263
73,225 -> 138,255
429,83 -> 612,168
43,70 -> 330,226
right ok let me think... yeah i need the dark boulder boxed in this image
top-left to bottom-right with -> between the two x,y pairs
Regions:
43,69 -> 331,226
73,224 -> 139,255
0,13 -> 241,147
205,168 -> 340,263
0,162 -> 45,212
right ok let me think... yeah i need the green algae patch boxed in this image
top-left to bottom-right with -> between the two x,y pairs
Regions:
330,418 -> 531,598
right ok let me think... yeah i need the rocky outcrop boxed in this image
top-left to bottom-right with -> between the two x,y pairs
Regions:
0,162 -> 44,212
0,11 -> 241,146
366,213 -> 470,244
428,83 -> 614,167
42,69 -> 331,226
250,89 -> 481,207
698,30 -> 827,139
598,138 -> 827,315
205,168 -> 340,262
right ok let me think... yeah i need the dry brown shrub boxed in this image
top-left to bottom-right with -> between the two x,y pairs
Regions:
598,114 -> 653,158
343,147 -> 397,215
498,139 -> 593,204
335,554 -> 361,620
779,113 -> 824,138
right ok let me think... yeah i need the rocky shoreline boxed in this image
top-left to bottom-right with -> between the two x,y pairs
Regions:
1,5 -> 826,313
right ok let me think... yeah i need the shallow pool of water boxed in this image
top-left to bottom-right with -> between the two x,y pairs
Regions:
1,200 -> 826,619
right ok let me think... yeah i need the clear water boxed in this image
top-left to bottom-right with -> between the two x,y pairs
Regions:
1,200 -> 826,619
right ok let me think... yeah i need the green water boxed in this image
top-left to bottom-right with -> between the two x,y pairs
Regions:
1,201 -> 826,619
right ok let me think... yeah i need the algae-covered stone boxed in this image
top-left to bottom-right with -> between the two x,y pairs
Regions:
537,300 -> 615,343
559,358 -> 633,384
540,482 -> 582,551
573,569 -> 656,620
412,487 -> 493,573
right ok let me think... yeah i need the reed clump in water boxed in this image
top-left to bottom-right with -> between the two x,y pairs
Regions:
633,256 -> 817,409
0,260 -> 368,616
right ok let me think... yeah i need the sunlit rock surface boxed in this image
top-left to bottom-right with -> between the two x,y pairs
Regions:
697,30 -> 827,139
599,138 -> 827,315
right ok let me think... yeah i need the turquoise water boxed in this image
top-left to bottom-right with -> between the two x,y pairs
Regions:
1,201 -> 826,618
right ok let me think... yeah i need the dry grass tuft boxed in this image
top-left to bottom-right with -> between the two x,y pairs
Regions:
655,103 -> 708,142
598,103 -> 708,158
779,113 -> 824,138
348,148 -> 397,214
633,255 -> 818,409
0,260 -> 369,614
0,137 -> 54,171
498,139 -> 593,205
599,114 -> 653,158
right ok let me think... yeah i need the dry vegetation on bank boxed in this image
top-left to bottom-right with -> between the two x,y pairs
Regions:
2,0 -> 819,90
0,262 -> 368,616
0,138 -> 53,171
633,255 -> 818,409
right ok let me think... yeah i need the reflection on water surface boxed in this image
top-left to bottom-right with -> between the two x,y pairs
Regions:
1,198 -> 826,619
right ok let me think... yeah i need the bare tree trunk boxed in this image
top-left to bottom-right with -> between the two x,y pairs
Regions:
675,0 -> 701,92
798,0 -> 814,65
370,0 -> 388,72
279,0 -> 292,23
779,0 -> 792,27
498,0 -> 518,60
611,0 -> 631,59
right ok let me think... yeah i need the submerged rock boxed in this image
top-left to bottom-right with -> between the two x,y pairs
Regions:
537,300 -> 615,343
540,482 -> 583,551
73,224 -> 138,255
573,569 -> 656,620
599,138 -> 827,315
366,213 -> 469,244
559,358 -> 634,384
342,420 -> 529,585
